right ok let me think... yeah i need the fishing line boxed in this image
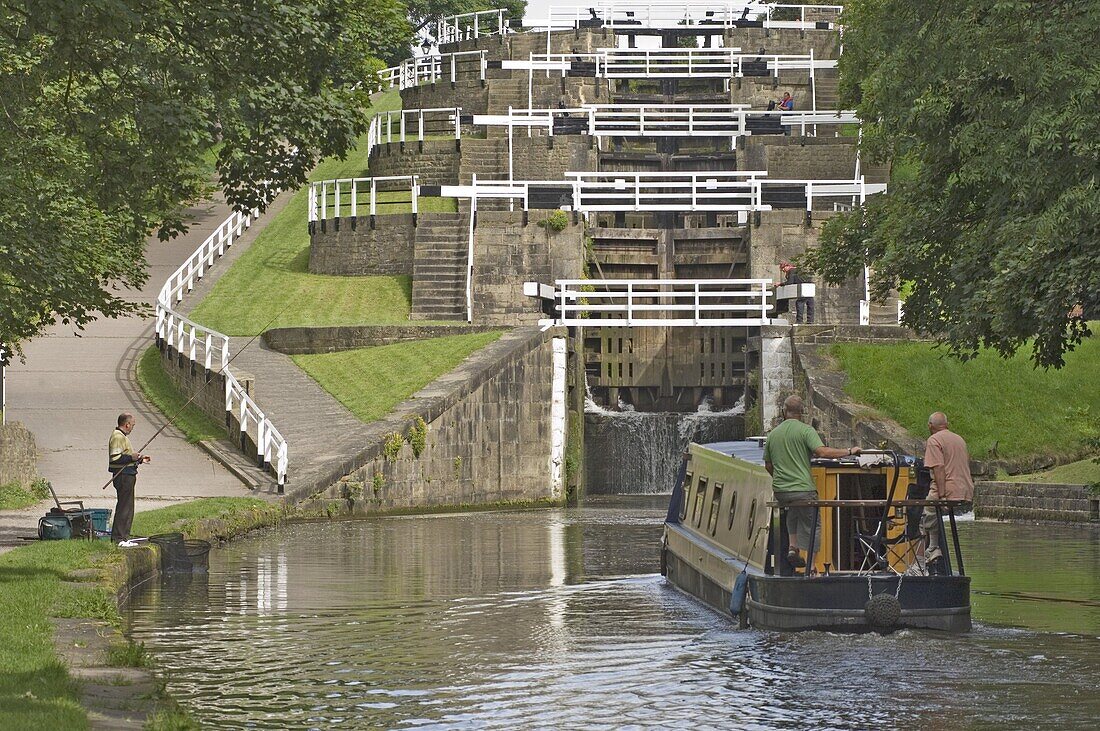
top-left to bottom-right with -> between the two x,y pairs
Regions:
101,283 -> 300,490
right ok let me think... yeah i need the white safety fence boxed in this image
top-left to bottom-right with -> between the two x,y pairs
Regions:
547,279 -> 776,327
308,173 -> 884,222
379,50 -> 488,90
473,105 -> 859,146
308,175 -> 420,225
532,3 -> 843,31
436,9 -> 512,44
366,108 -> 462,160
504,48 -> 834,80
155,209 -> 289,487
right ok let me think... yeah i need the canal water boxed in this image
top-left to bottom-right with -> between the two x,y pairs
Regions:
125,503 -> 1100,729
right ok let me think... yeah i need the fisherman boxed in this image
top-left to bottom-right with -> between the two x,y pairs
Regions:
764,395 -> 861,570
108,412 -> 151,543
921,412 -> 974,574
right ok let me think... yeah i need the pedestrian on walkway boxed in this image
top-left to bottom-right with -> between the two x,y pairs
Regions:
108,413 -> 150,543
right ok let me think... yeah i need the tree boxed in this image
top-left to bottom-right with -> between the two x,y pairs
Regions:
0,1 -> 399,362
802,0 -> 1100,368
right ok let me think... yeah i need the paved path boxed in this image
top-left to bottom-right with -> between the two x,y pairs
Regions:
1,195 -> 277,551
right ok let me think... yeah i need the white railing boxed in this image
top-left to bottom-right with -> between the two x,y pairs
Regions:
378,50 -> 488,90
533,3 -> 844,31
503,49 -> 835,79
473,105 -> 858,146
367,107 -> 462,159
155,209 -> 289,487
551,279 -> 775,326
307,174 -> 885,222
307,175 -> 420,225
436,9 -> 511,44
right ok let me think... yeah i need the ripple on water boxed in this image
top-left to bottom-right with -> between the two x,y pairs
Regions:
125,507 -> 1100,730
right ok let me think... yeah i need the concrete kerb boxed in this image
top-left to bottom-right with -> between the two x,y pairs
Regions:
283,325 -> 563,503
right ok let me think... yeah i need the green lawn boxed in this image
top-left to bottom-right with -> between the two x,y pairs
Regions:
0,479 -> 48,511
832,333 -> 1100,460
0,498 -> 278,730
134,346 -> 224,443
188,89 -> 422,336
292,332 -> 504,422
1002,457 -> 1100,485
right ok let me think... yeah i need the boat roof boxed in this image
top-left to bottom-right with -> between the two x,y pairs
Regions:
699,439 -> 767,466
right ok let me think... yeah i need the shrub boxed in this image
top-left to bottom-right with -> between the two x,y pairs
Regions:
538,210 -> 569,232
407,417 -> 428,458
383,432 -> 403,461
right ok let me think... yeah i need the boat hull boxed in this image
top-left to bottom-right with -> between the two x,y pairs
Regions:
664,548 -> 971,633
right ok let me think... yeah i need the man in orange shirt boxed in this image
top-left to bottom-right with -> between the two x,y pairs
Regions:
921,412 -> 974,573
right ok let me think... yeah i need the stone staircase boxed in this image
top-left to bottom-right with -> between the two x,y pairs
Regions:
411,213 -> 468,321
812,68 -> 840,110
487,76 -> 530,118
458,138 -> 511,211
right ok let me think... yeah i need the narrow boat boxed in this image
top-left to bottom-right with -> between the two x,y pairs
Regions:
660,439 -> 971,632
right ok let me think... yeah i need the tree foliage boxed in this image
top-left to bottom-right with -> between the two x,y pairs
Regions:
0,1 -> 393,361
803,0 -> 1100,368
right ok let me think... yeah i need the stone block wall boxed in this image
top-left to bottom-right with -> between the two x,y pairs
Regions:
0,422 -> 38,487
750,208 -> 863,324
402,79 -> 490,117
975,482 -> 1099,523
309,213 -> 416,276
368,140 -> 461,185
740,136 -> 858,181
511,136 -> 597,180
262,324 -> 503,355
471,212 -> 586,324
299,327 -> 567,512
155,345 -> 259,460
724,28 -> 842,59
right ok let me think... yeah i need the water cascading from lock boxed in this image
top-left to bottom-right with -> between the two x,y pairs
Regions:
583,380 -> 745,495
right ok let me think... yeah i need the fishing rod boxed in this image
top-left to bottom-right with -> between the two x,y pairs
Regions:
101,276 -> 299,490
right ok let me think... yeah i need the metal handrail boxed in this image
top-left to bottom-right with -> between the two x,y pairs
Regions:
155,209 -> 289,486
553,278 -> 776,326
366,107 -> 462,160
307,175 -> 420,224
532,3 -> 843,31
378,50 -> 488,90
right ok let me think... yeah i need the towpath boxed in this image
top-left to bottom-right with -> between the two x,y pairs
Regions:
0,194 -> 286,552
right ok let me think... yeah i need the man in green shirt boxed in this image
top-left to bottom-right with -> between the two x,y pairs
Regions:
764,396 -> 860,569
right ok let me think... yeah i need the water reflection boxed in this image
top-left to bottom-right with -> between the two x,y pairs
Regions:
125,506 -> 1100,730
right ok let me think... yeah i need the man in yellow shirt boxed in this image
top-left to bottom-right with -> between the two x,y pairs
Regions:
108,413 -> 150,542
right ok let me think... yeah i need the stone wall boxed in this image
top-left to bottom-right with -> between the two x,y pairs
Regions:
975,482 -> 1099,523
401,78 -> 490,116
309,213 -> 417,277
724,28 -> 842,59
296,327 -> 568,512
262,324 -> 502,355
0,422 -> 38,487
471,212 -> 586,324
750,209 -> 864,324
511,136 -> 597,181
155,344 -> 260,460
740,137 -> 858,181
368,140 -> 461,185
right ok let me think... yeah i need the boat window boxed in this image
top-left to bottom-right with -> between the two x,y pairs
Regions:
746,498 -> 758,538
693,478 -> 708,527
678,471 -> 693,521
707,483 -> 724,536
727,491 -> 738,531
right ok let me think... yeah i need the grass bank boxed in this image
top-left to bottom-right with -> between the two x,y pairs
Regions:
0,498 -> 284,730
832,332 -> 1100,461
1002,457 -> 1100,486
188,89 -> 420,337
0,478 -> 49,511
134,346 -> 224,443
292,331 -> 504,422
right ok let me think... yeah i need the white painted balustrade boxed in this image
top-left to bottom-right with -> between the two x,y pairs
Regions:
378,50 -> 488,90
550,279 -> 776,327
473,105 -> 859,146
307,176 -> 420,225
503,49 -> 834,80
155,209 -> 289,487
532,3 -> 843,31
366,108 -> 462,160
435,9 -> 511,44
